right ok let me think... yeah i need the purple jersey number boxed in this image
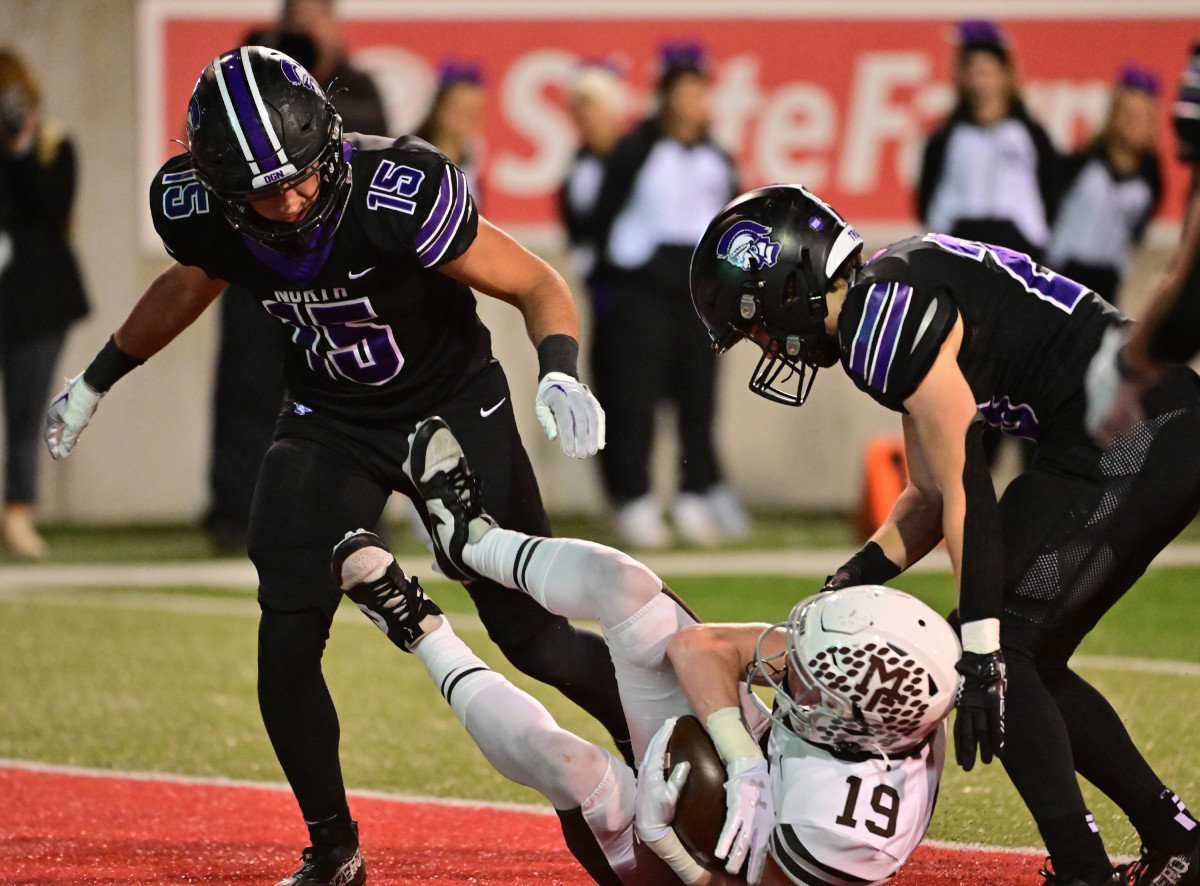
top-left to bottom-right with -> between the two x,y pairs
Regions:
923,233 -> 1088,314
264,297 -> 403,385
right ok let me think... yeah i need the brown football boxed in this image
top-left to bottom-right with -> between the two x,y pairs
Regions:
664,714 -> 728,866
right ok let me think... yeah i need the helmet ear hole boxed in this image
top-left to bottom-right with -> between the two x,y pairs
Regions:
781,271 -> 797,306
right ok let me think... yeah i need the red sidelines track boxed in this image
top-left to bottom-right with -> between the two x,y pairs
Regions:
2,767 -> 1039,885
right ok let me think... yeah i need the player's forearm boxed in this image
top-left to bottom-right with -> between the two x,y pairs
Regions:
666,625 -> 755,722
113,263 -> 224,361
869,483 -> 944,570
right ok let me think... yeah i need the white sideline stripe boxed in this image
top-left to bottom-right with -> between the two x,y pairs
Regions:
8,540 -> 1200,588
4,583 -> 1199,677
0,757 -> 554,817
1,757 -> 1063,856
1,584 -> 1197,678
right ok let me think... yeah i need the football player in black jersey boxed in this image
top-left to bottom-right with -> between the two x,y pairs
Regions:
43,46 -> 629,886
690,184 -> 1200,886
1088,43 -> 1200,460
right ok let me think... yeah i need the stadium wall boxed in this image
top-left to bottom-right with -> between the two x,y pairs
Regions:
1,0 -> 1192,522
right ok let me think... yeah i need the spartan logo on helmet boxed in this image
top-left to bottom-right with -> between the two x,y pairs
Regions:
280,57 -> 320,94
716,220 -> 782,271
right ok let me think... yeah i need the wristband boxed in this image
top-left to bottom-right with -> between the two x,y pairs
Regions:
827,541 -> 901,589
537,334 -> 580,380
961,618 -> 1001,654
82,336 -> 145,393
706,707 -> 763,766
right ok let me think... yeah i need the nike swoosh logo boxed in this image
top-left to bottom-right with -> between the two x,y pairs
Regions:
348,267 -> 376,279
480,397 -> 507,418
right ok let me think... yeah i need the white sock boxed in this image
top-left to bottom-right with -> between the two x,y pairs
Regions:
464,528 -> 661,625
414,620 -> 605,809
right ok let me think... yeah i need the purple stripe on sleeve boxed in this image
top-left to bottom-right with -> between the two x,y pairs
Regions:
221,54 -> 279,171
850,283 -> 888,377
421,168 -> 470,267
417,168 -> 454,252
869,283 -> 912,392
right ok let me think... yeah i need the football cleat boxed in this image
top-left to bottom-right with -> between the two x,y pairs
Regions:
1122,841 -> 1199,886
1037,857 -> 1122,886
276,819 -> 366,886
402,417 -> 497,582
332,529 -> 442,652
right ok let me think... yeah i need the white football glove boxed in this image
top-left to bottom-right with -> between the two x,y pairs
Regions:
1084,325 -> 1126,438
534,371 -> 605,458
45,373 -> 104,459
636,717 -> 705,885
716,755 -> 775,883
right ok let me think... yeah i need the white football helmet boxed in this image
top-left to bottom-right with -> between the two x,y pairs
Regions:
747,586 -> 961,754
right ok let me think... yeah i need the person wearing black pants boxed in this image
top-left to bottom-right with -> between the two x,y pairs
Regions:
590,41 -> 747,548
0,47 -> 89,560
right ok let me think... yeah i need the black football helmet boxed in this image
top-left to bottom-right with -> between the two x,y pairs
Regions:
690,184 -> 863,406
186,46 -> 351,255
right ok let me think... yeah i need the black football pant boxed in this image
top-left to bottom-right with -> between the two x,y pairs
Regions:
248,362 -> 629,825
0,327 -> 64,504
591,246 -> 723,504
204,288 -> 287,546
993,368 -> 1200,879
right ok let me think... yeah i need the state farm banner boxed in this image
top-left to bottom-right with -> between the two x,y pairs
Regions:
138,0 -> 1200,249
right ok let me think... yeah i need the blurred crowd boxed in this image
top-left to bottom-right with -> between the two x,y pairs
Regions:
0,3 -> 1191,559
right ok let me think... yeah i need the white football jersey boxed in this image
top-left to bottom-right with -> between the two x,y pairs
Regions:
767,721 -> 945,886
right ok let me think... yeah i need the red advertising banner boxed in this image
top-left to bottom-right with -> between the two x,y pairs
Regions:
138,1 -> 1200,243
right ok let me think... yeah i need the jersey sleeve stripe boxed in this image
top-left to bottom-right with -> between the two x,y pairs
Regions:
416,166 -> 455,254
769,824 -> 874,886
868,283 -> 913,393
849,283 -> 889,378
420,167 -> 473,268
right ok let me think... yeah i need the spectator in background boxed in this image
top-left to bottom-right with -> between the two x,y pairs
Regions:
919,19 -> 1060,262
0,48 -> 89,559
919,19 -> 1058,473
559,61 -> 627,481
415,61 -> 487,203
1048,66 -> 1163,307
204,2 -> 389,551
560,61 -> 626,291
591,41 -> 749,548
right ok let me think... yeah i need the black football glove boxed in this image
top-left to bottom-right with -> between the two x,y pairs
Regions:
953,649 -> 1006,771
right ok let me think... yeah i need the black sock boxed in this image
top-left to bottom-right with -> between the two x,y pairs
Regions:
1039,812 -> 1113,884
1130,789 -> 1200,854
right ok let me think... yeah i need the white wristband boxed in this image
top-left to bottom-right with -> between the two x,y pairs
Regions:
961,617 -> 1001,654
646,831 -> 706,884
706,707 -> 763,767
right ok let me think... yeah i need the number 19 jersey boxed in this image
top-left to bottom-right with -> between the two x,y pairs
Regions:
767,724 -> 945,886
149,134 -> 485,426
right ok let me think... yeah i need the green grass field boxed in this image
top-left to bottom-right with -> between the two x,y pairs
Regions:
1,522 -> 1197,859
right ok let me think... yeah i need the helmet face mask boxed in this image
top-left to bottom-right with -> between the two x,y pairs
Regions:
691,184 -> 863,406
747,586 -> 962,756
187,46 -> 352,256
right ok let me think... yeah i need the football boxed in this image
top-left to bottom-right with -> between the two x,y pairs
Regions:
664,714 -> 727,866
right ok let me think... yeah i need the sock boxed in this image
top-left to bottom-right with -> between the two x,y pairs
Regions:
414,620 -> 607,809
1130,789 -> 1200,853
465,528 -> 661,625
1039,812 -> 1114,884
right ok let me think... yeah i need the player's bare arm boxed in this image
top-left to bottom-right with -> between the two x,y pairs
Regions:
665,623 -> 778,883
45,261 -> 226,459
438,216 -> 580,346
898,318 -> 977,597
113,262 -> 227,360
440,216 -> 605,457
864,414 -> 947,572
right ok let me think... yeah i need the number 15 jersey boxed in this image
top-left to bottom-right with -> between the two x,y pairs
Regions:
149,134 -> 486,426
